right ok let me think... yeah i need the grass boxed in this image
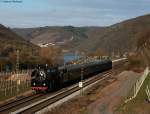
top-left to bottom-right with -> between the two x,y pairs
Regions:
115,73 -> 150,114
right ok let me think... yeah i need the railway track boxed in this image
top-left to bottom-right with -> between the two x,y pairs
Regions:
10,70 -> 112,114
0,86 -> 73,114
0,70 -> 112,114
0,94 -> 43,113
0,58 -> 127,114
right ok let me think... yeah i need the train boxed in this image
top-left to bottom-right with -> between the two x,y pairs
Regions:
31,59 -> 112,93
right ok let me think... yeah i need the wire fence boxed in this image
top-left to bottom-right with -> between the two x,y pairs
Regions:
146,83 -> 150,102
0,71 -> 32,101
0,69 -> 32,77
125,67 -> 149,103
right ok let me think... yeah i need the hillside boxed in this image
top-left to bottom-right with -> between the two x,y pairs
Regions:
73,14 -> 150,53
0,24 -> 39,57
13,26 -> 104,48
13,14 -> 150,54
136,28 -> 150,67
0,24 -> 40,70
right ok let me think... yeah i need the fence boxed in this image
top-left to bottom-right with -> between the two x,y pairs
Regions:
0,69 -> 32,77
125,67 -> 149,103
146,83 -> 150,102
0,70 -> 32,101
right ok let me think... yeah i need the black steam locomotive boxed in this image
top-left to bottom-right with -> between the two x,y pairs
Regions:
31,59 -> 112,93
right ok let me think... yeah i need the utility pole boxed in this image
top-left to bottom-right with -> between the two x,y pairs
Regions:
79,67 -> 84,96
16,50 -> 20,92
81,67 -> 84,81
0,63 -> 2,72
16,50 -> 19,76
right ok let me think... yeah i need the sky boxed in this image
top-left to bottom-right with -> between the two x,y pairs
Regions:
0,0 -> 150,28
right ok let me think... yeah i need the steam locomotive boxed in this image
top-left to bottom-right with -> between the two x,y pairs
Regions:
31,59 -> 112,93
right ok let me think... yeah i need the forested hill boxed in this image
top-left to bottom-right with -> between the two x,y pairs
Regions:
13,14 -> 150,54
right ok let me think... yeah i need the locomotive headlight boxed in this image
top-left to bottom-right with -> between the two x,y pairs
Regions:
33,83 -> 36,86
43,83 -> 46,86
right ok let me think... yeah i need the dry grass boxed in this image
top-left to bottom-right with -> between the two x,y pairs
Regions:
115,74 -> 150,114
47,77 -> 117,114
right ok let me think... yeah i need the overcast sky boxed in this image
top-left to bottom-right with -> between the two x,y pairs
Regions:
0,0 -> 150,28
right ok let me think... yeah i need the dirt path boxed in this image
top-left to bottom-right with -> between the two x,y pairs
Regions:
87,71 -> 141,114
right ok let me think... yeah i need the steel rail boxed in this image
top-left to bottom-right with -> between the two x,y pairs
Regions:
0,94 -> 42,112
14,71 -> 112,114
